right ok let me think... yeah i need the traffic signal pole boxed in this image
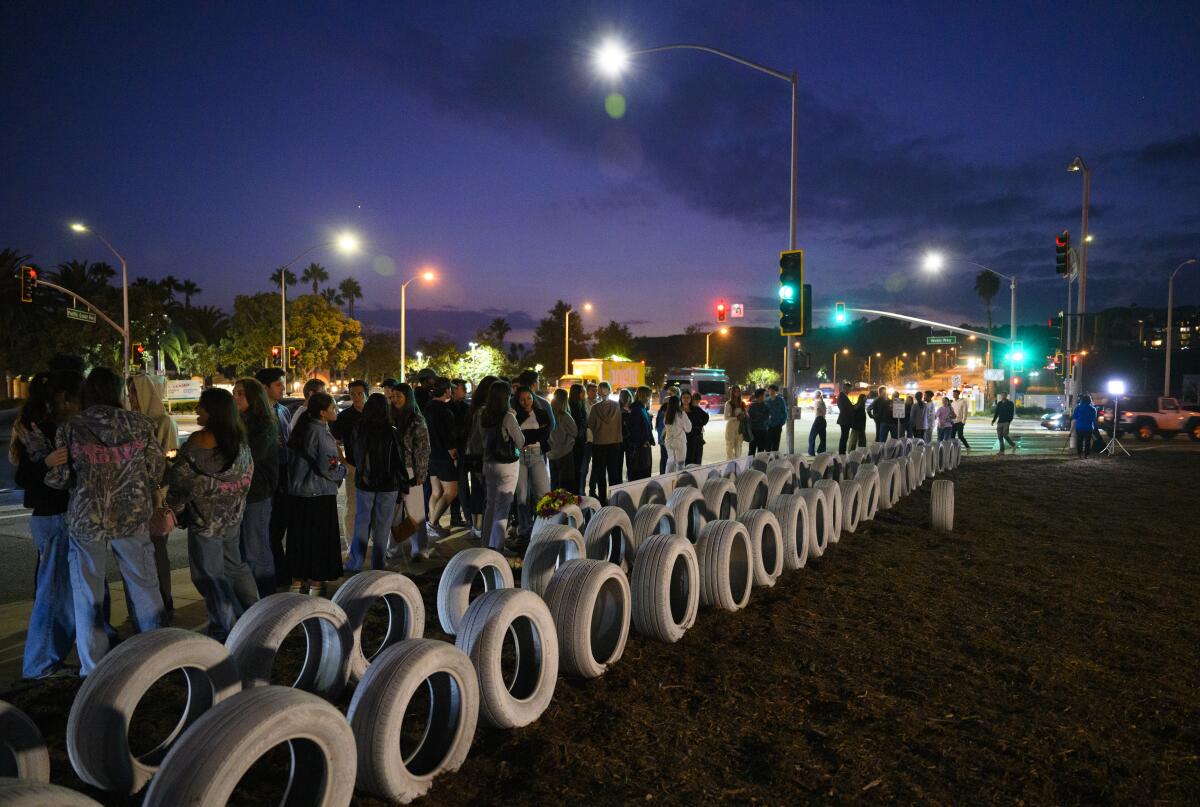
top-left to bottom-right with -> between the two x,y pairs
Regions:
785,71 -> 798,455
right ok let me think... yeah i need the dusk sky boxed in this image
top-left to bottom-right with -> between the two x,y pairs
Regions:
4,1 -> 1199,345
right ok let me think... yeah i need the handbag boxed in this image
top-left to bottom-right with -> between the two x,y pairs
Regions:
148,506 -> 177,536
390,495 -> 418,546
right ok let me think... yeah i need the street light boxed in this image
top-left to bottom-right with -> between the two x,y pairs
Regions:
274,232 -> 361,384
564,302 -> 593,377
705,326 -> 729,367
1068,156 -> 1092,408
834,348 -> 849,386
400,268 -> 437,380
1165,257 -> 1200,396
594,36 -> 799,452
69,222 -> 130,378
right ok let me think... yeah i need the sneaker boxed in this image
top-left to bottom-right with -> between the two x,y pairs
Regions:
469,526 -> 482,542
426,522 -> 446,540
410,546 -> 435,562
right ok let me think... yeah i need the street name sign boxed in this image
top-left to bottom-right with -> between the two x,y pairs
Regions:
927,335 -> 957,345
66,308 -> 97,323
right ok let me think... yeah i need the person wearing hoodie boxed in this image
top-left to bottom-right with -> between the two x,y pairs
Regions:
624,386 -> 655,481
682,391 -> 709,466
655,385 -> 679,474
46,368 -> 167,676
766,385 -> 788,451
11,370 -> 81,679
286,392 -> 347,595
835,382 -> 854,453
389,383 -> 433,561
587,382 -> 623,503
547,387 -> 578,492
660,394 -> 692,473
234,377 -> 280,597
127,373 -> 179,622
347,394 -> 407,571
747,389 -> 770,455
167,388 -> 256,641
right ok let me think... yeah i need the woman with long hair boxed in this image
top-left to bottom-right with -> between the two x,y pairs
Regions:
547,387 -> 577,492
127,373 -> 179,621
661,394 -> 692,473
723,384 -> 747,459
234,377 -> 279,598
285,392 -> 346,595
347,393 -> 405,570
568,382 -> 589,495
389,383 -> 432,561
514,385 -> 552,544
167,388 -> 256,640
463,375 -> 496,540
682,391 -> 710,466
480,380 -> 523,552
12,370 -> 81,679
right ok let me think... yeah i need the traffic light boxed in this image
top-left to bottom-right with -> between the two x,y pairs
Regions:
288,347 -> 300,369
1009,340 -> 1024,373
779,249 -> 804,335
1055,351 -> 1065,378
19,265 -> 37,303
1055,230 -> 1071,275
134,343 -> 145,359
834,301 -> 846,324
271,346 -> 283,368
716,301 -> 727,323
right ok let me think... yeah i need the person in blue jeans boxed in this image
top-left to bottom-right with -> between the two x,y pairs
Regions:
346,394 -> 407,571
12,370 -> 82,679
1072,394 -> 1098,458
807,391 -> 827,455
46,368 -> 168,676
234,377 -> 279,597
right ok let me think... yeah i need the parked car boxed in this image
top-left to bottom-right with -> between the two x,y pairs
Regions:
1040,411 -> 1069,431
1114,395 -> 1200,441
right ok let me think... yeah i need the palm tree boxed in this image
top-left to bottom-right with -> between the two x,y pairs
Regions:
178,279 -> 201,307
975,269 -> 1001,369
301,262 -> 329,296
160,275 -> 181,301
49,260 -> 114,294
269,266 -> 298,289
338,277 -> 363,317
179,304 -> 229,344
320,287 -> 344,306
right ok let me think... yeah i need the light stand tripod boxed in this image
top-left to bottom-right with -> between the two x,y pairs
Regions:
1100,394 -> 1130,457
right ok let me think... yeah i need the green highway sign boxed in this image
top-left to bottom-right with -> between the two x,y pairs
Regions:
927,335 -> 957,345
66,308 -> 97,324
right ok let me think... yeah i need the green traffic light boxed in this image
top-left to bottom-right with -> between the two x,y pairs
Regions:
779,285 -> 795,301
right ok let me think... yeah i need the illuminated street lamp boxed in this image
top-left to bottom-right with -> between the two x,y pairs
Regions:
69,222 -> 130,378
401,269 -> 437,380
833,348 -> 849,386
274,231 -> 361,383
705,326 -> 729,367
564,302 -> 593,377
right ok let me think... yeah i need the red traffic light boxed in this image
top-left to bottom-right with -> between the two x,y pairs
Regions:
716,301 -> 727,323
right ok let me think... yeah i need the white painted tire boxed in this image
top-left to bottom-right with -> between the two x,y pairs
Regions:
695,520 -> 753,612
607,489 -> 638,521
531,502 -> 585,533
796,489 -> 828,559
876,460 -> 900,511
859,473 -> 880,522
674,470 -> 700,488
737,508 -> 784,587
665,486 -> 708,542
766,458 -> 794,479
809,452 -> 833,479
581,505 -> 636,569
734,469 -> 769,514
838,479 -> 862,534
331,571 -> 424,682
346,639 -> 479,804
639,480 -> 668,507
521,530 -> 586,598
632,504 -> 676,546
702,476 -> 739,521
142,687 -> 355,807
436,547 -> 514,636
455,589 -> 558,729
767,493 -> 810,570
577,496 -> 602,526
68,628 -> 241,794
630,534 -> 700,643
543,560 -> 631,678
932,479 -> 955,531
765,464 -> 794,499
814,479 -> 843,543
0,703 -> 49,783
0,780 -> 100,806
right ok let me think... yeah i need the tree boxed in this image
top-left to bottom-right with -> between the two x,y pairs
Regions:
475,317 -> 512,348
531,300 -> 590,377
176,304 -> 230,345
447,344 -> 508,382
338,277 -> 363,317
346,329 -> 403,383
221,292 -> 288,374
178,279 -> 201,307
49,260 -> 115,296
319,287 -> 344,306
286,294 -> 363,376
975,270 -> 1001,368
592,320 -> 634,359
160,275 -> 181,302
745,368 -> 780,389
269,266 -> 298,289
301,262 -> 329,296
414,335 -> 462,374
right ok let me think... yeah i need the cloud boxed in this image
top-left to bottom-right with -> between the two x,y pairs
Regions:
1136,133 -> 1200,166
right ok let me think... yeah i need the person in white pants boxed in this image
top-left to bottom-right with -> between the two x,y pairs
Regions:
661,395 -> 691,472
478,380 -> 525,552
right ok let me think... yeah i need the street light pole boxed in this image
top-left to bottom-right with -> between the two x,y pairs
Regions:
1069,157 -> 1091,399
70,224 -> 129,379
400,269 -> 437,381
1165,258 -> 1200,396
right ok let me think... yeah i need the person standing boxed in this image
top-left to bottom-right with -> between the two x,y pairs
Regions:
849,392 -> 868,450
655,385 -> 679,474
126,374 -> 179,623
346,394 -> 406,571
808,391 -> 827,455
548,388 -> 578,492
580,382 -> 599,496
1072,394 -> 1098,458
951,389 -> 971,450
12,370 -> 80,679
682,391 -> 709,465
167,388 -> 256,641
992,391 -> 1017,453
568,383 -> 589,495
935,396 -> 957,442
747,389 -> 770,455
514,385 -> 552,543
332,380 -> 367,541
448,379 -> 471,528
870,387 -> 890,442
923,390 -> 937,440
909,393 -> 927,442
625,386 -> 655,480
285,393 -> 346,596
481,380 -> 524,552
255,367 -> 291,587
766,385 -> 788,451
587,382 -> 624,503
422,378 -> 459,538
723,385 -> 747,459
835,383 -> 854,453
234,378 -> 280,598
288,377 -> 327,433
391,383 -> 433,560
889,391 -> 904,440
661,394 -> 691,472
463,376 -> 496,541
46,368 -> 167,676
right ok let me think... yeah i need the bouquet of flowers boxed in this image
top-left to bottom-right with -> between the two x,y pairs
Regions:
535,488 -> 580,518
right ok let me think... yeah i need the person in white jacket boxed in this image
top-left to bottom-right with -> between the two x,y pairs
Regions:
661,395 -> 692,472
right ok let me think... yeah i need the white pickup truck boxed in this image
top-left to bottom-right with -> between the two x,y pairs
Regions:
1114,395 -> 1200,441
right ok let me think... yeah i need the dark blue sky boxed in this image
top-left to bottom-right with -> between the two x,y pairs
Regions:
4,1 -> 1198,344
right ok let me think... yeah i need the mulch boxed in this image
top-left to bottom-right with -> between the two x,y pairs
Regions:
8,451 -> 1200,804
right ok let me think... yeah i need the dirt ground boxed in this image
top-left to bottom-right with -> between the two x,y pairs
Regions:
8,451 -> 1200,804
